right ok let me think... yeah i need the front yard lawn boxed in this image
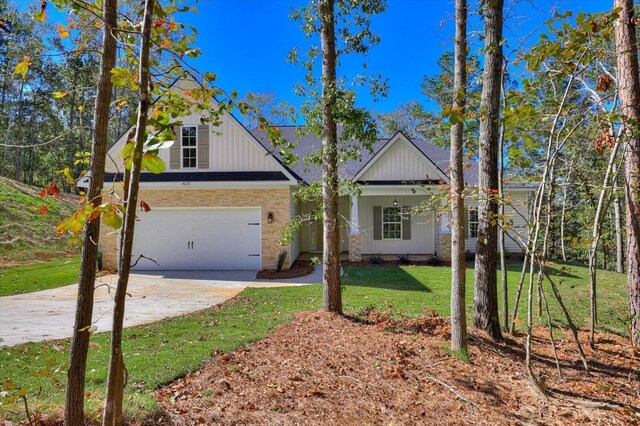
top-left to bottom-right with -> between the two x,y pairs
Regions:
0,256 -> 80,296
343,261 -> 629,334
0,261 -> 629,422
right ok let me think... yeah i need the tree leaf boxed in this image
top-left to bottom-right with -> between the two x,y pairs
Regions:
59,24 -> 70,39
103,209 -> 123,230
141,153 -> 165,174
14,56 -> 30,79
110,67 -> 132,87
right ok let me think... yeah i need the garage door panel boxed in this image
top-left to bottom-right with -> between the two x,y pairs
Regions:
130,208 -> 261,271
131,253 -> 191,270
197,225 -> 241,238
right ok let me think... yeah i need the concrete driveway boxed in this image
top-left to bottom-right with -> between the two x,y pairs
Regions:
0,271 -> 257,347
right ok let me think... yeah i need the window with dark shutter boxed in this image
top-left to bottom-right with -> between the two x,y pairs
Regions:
181,126 -> 197,168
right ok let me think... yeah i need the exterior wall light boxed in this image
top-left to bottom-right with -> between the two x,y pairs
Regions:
393,198 -> 398,207
267,212 -> 274,223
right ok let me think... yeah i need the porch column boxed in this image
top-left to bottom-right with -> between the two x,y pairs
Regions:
350,195 -> 359,234
348,195 -> 362,262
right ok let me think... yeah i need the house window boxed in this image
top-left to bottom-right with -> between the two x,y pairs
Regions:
382,206 -> 402,240
181,126 -> 197,168
468,207 -> 479,239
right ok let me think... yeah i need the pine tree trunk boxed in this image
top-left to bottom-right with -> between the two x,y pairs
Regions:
63,0 -> 117,423
102,1 -> 153,422
319,0 -> 342,314
613,0 -> 640,347
498,58 -> 509,332
473,0 -> 504,340
613,166 -> 624,273
449,0 -> 468,355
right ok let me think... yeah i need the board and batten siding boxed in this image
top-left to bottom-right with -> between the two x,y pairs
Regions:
155,111 -> 280,172
107,109 -> 280,174
359,195 -> 435,255
462,191 -> 529,253
359,138 -> 443,181
503,191 -> 529,253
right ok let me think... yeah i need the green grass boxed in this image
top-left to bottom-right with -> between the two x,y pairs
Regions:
0,257 -> 81,296
341,262 -> 629,334
0,261 -> 628,421
0,178 -> 79,266
0,286 -> 321,422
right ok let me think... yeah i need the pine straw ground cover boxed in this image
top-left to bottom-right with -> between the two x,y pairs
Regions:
149,310 -> 640,426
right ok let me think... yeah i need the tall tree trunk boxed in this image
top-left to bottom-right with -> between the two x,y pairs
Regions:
449,0 -> 468,355
473,0 -> 504,340
13,79 -> 25,182
560,169 -> 569,262
1,55 -> 8,178
498,60 -> 509,332
588,129 -> 621,347
102,0 -> 154,422
614,0 -> 640,347
14,146 -> 20,181
613,163 -> 624,273
3,113 -> 12,178
319,0 -> 341,314
63,0 -> 117,423
68,69 -> 78,175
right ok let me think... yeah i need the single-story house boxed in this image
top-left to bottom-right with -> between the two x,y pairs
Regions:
100,77 -> 532,271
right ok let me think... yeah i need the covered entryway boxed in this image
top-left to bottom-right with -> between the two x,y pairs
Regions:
129,207 -> 261,270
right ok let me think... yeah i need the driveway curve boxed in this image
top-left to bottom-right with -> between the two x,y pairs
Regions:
0,271 -> 257,347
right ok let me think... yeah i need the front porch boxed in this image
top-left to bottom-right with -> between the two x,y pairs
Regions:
293,186 -> 446,264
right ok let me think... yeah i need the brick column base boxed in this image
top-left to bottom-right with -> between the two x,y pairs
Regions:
348,233 -> 362,262
439,232 -> 451,261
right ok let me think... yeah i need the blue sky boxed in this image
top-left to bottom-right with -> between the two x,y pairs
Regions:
179,0 -> 610,114
22,0 -> 610,115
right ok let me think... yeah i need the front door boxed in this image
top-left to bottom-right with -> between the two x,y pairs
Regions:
309,218 -> 323,252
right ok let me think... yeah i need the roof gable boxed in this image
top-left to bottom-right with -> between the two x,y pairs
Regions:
105,76 -> 297,183
355,132 -> 448,182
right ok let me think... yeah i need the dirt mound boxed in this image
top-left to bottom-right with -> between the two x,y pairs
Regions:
152,311 -> 640,425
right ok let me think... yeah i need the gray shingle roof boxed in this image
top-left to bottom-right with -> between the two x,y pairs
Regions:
250,125 -> 480,185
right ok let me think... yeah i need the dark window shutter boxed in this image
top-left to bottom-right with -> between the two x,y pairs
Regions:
373,206 -> 382,240
170,126 -> 181,169
402,206 -> 411,240
197,125 -> 209,169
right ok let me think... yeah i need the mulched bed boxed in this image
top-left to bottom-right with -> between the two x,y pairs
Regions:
150,310 -> 640,425
255,260 -> 315,280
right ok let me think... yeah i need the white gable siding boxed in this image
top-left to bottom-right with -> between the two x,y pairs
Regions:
359,139 -> 443,181
106,78 -> 281,174
208,115 -> 279,172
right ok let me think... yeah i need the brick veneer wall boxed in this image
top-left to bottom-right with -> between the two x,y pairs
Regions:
99,188 -> 292,271
348,233 -> 362,262
439,232 -> 451,261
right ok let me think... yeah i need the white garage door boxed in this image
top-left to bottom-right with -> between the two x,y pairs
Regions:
129,208 -> 261,271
